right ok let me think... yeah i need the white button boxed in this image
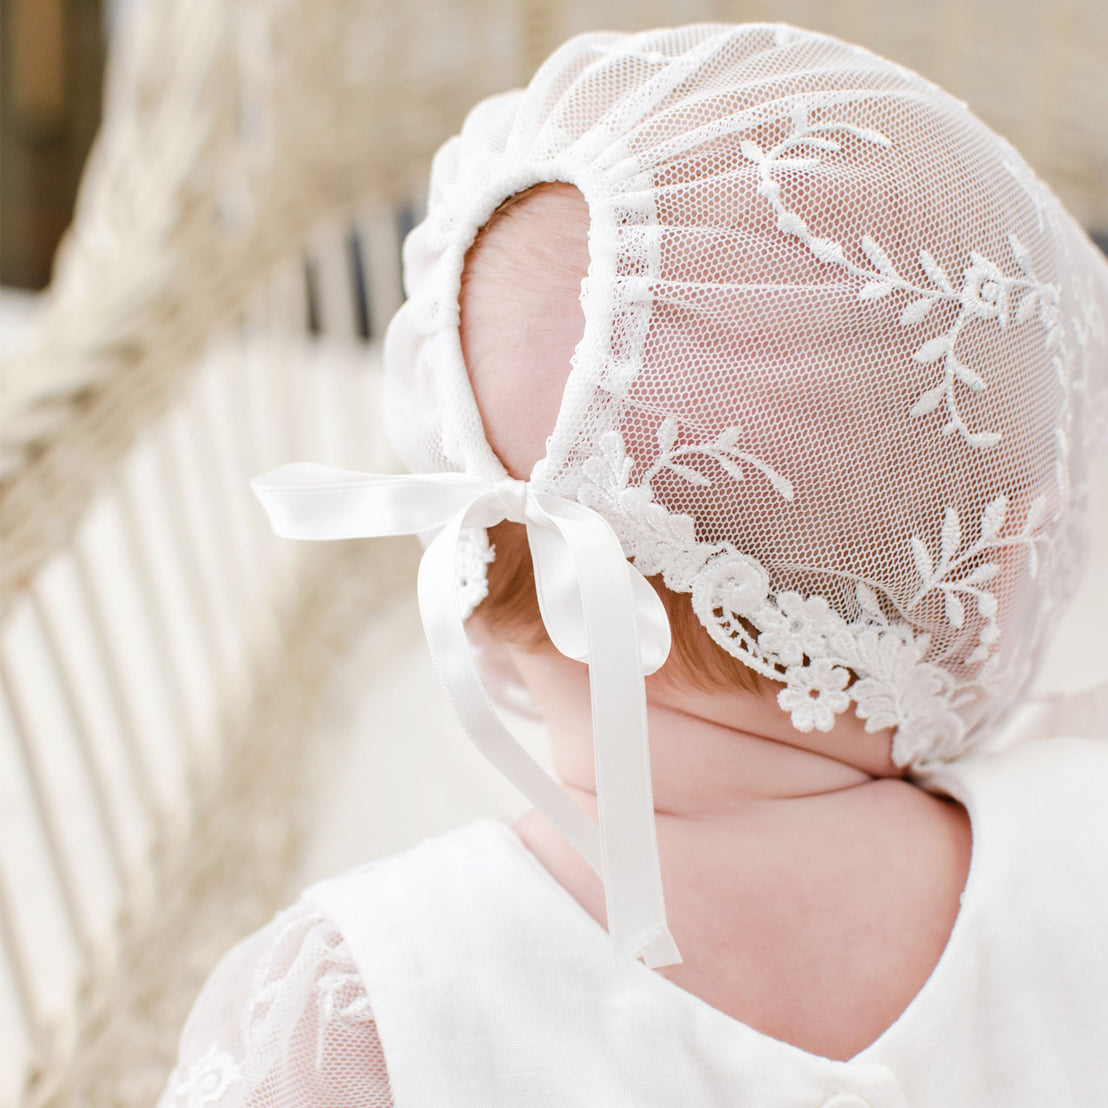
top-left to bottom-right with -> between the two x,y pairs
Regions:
822,1094 -> 873,1108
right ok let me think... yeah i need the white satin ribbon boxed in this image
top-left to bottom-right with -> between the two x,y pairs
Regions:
252,463 -> 682,968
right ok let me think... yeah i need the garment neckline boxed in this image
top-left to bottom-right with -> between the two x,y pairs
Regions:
492,760 -> 983,1067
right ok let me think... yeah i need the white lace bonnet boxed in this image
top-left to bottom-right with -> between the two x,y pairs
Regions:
254,24 -> 1108,968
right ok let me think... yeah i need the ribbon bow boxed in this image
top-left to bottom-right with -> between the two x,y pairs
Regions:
252,463 -> 682,968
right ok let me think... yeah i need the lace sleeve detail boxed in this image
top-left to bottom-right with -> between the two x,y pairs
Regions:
158,900 -> 394,1107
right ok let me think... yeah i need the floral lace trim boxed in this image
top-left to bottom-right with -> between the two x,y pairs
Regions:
456,527 -> 495,620
576,427 -> 1054,767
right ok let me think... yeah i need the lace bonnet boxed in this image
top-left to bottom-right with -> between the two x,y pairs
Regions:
255,24 -> 1108,967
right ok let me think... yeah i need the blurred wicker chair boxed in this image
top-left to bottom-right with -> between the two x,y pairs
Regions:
1,1 -> 1104,1104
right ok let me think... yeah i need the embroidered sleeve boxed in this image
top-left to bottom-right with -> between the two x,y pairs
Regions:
158,901 -> 394,1107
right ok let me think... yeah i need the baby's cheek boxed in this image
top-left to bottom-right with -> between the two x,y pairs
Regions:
463,282 -> 587,479
459,186 -> 591,478
485,307 -> 582,478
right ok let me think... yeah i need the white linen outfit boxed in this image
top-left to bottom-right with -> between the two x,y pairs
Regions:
160,736 -> 1108,1107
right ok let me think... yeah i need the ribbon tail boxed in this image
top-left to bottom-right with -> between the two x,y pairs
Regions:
534,499 -> 682,968
638,927 -> 683,970
418,514 -> 604,875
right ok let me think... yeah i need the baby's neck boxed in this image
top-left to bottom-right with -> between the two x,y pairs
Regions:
506,645 -> 901,817
507,645 -> 971,1061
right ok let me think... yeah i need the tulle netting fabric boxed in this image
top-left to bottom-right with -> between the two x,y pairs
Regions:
157,902 -> 394,1107
384,22 -> 1108,768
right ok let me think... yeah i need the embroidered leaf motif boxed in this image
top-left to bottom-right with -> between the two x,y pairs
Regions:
910,384 -> 946,417
900,297 -> 938,325
913,335 -> 951,364
794,136 -> 841,152
976,593 -> 999,618
657,415 -> 678,454
665,462 -> 711,487
762,466 -> 795,502
1016,291 -> 1039,323
1024,494 -> 1047,534
911,536 -> 934,580
777,210 -> 807,236
714,454 -> 749,483
645,432 -> 792,502
807,236 -> 846,264
919,250 -> 954,294
979,495 -> 1008,542
832,123 -> 892,147
772,157 -> 822,171
960,563 -> 1000,586
940,507 -> 962,564
860,236 -> 899,279
740,140 -> 766,164
1008,234 -> 1034,277
944,591 -> 965,628
966,430 -> 1003,449
859,280 -> 893,300
855,582 -> 885,619
744,107 -> 1057,454
952,361 -> 986,391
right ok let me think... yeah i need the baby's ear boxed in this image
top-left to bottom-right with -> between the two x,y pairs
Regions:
460,184 -> 590,478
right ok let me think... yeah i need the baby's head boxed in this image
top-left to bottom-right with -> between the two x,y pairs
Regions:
384,24 -> 1108,768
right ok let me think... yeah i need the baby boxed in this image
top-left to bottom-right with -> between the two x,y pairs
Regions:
465,181 -> 969,1060
162,23 -> 1108,1106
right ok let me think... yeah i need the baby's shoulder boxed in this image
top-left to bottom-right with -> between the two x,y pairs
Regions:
980,733 -> 1108,784
926,736 -> 1108,892
161,897 -> 389,1106
934,735 -> 1107,818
